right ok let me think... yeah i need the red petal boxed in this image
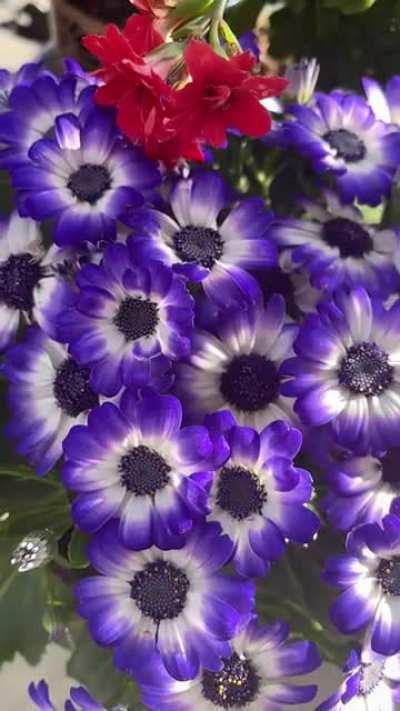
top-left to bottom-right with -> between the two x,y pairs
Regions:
124,14 -> 164,54
184,40 -> 243,86
224,92 -> 271,137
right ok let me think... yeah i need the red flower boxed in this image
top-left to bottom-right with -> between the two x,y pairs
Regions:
131,0 -> 179,17
83,14 -> 163,68
173,40 -> 287,147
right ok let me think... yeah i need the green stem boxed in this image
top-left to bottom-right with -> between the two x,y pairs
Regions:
210,0 -> 229,54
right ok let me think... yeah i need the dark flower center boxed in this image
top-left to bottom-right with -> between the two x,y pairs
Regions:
53,358 -> 98,417
359,661 -> 385,696
67,164 -> 111,204
322,218 -> 373,258
338,342 -> 393,397
220,354 -> 279,412
114,297 -> 159,341
324,129 -> 366,163
130,560 -> 189,623
216,466 -> 267,521
381,448 -> 400,488
377,557 -> 400,596
119,446 -> 170,496
173,225 -> 224,269
0,253 -> 43,310
201,652 -> 260,708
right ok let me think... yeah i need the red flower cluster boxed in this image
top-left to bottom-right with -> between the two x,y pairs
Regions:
83,14 -> 287,164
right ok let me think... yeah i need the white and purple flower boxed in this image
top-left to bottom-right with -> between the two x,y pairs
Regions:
176,295 -> 298,430
363,76 -> 400,126
63,390 -> 227,549
29,679 -> 108,711
124,171 -> 276,307
283,92 -> 400,205
12,110 -> 160,246
140,616 -> 320,710
283,288 -> 400,453
76,520 -> 255,681
58,244 -> 194,397
203,411 -> 319,577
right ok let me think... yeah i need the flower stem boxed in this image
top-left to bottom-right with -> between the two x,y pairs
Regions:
210,0 -> 230,54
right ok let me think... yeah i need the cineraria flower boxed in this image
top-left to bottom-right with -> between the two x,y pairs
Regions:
140,616 -> 320,710
58,244 -> 193,396
323,448 -> 400,532
0,61 -> 44,112
29,679 -> 110,710
62,390 -> 226,548
283,288 -> 400,453
13,110 -> 160,247
0,210 -> 67,350
284,58 -> 320,105
363,76 -> 400,126
323,514 -> 400,655
270,191 -> 400,296
4,327 -> 98,475
203,412 -> 319,577
317,646 -> 400,711
76,520 -> 255,681
176,295 -> 298,429
173,40 -> 287,149
283,92 -> 400,204
125,171 -> 276,306
0,72 -> 92,168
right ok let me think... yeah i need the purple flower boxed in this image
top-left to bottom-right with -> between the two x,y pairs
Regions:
270,190 -> 400,296
0,211 -> 68,350
0,72 -> 92,169
284,58 -> 320,105
323,447 -> 400,532
283,92 -> 400,205
123,171 -> 276,307
283,288 -> 400,453
363,75 -> 400,126
176,295 -> 298,429
0,62 -> 46,113
140,616 -> 320,710
58,244 -> 194,397
76,520 -> 255,681
12,110 -> 160,246
323,514 -> 400,655
28,679 -> 107,710
203,412 -> 319,577
63,390 -> 227,548
4,327 -> 98,475
317,646 -> 400,711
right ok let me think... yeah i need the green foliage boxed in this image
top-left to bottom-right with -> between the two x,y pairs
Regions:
67,528 -> 90,569
322,0 -> 377,13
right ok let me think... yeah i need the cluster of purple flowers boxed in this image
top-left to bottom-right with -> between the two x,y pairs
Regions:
3,55 -> 400,711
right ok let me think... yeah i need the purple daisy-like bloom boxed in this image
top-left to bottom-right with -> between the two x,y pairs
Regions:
283,92 -> 400,205
12,110 -> 160,247
363,76 -> 400,126
0,72 -> 92,169
203,411 -> 319,577
283,288 -> 400,453
317,646 -> 400,711
0,210 -> 68,350
62,390 -> 226,548
28,679 -> 109,710
176,295 -> 298,430
76,520 -> 255,681
323,514 -> 400,655
4,326 -> 98,475
0,62 -> 46,113
58,243 -> 193,397
124,171 -> 276,307
270,191 -> 400,296
140,615 -> 320,710
323,447 -> 400,532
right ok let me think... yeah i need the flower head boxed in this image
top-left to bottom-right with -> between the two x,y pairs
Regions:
283,92 -> 400,205
29,679 -> 108,710
176,295 -> 298,429
284,58 -> 320,105
283,288 -> 400,452
63,390 -> 227,548
12,110 -> 160,247
124,171 -> 276,306
363,76 -> 400,126
58,244 -> 194,396
203,412 -> 319,577
323,514 -> 400,655
76,520 -> 255,681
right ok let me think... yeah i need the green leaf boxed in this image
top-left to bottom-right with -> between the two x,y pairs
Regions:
321,0 -> 377,13
68,529 -> 90,569
68,620 -> 146,709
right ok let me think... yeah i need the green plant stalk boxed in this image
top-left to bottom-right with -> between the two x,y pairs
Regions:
210,0 -> 230,54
